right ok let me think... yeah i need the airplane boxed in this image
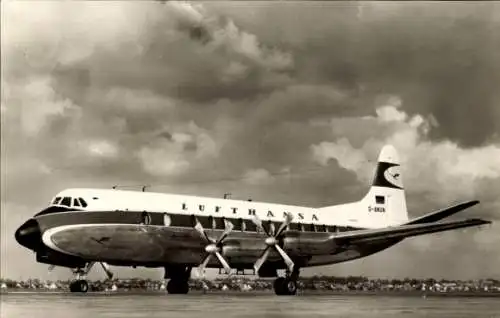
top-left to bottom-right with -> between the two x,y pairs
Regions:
15,145 -> 491,295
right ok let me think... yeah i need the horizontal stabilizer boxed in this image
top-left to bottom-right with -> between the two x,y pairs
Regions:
405,200 -> 480,225
332,218 -> 491,244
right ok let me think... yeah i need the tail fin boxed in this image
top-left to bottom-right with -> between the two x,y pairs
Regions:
360,145 -> 409,226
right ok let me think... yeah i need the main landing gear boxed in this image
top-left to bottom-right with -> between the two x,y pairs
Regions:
273,268 -> 300,295
165,265 -> 191,294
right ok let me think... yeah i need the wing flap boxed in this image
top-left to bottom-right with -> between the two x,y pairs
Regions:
404,200 -> 480,225
332,218 -> 491,244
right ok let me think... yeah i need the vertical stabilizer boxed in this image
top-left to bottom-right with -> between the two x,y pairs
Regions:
360,145 -> 409,226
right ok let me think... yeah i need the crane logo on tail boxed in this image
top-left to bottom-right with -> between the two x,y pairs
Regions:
373,162 -> 404,190
384,165 -> 403,189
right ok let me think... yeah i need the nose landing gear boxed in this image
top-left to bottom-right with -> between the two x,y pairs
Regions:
68,265 -> 92,293
67,262 -> 113,293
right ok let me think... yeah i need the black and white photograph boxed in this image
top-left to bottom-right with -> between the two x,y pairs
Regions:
1,1 -> 499,317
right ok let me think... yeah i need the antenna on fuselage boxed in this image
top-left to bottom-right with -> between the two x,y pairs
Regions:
224,193 -> 231,199
111,184 -> 150,191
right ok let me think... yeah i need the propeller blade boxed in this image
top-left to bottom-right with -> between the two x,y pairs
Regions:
194,220 -> 212,243
252,215 -> 269,236
274,245 -> 295,273
216,219 -> 234,244
224,218 -> 234,231
275,213 -> 293,237
197,254 -> 213,277
253,248 -> 271,273
215,252 -> 232,275
269,222 -> 275,236
99,262 -> 114,280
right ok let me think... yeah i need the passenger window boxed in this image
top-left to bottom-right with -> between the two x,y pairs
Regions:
60,197 -> 71,207
78,198 -> 88,208
73,198 -> 81,207
234,218 -> 242,231
245,221 -> 257,232
163,213 -> 171,226
141,211 -> 151,225
208,216 -> 215,229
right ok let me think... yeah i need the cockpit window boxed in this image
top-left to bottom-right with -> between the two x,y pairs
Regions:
73,198 -> 81,207
78,198 -> 88,208
60,197 -> 72,207
52,197 -> 62,205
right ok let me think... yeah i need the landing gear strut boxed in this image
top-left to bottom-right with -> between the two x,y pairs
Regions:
165,265 -> 191,294
273,268 -> 300,295
67,262 -> 113,293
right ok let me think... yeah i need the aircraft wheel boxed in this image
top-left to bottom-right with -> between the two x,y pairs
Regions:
274,277 -> 297,296
69,280 -> 89,293
167,279 -> 189,294
283,278 -> 297,295
273,277 -> 286,295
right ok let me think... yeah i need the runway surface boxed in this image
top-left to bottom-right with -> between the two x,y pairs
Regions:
2,292 -> 500,318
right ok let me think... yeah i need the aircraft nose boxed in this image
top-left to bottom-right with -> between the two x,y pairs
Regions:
15,218 -> 42,251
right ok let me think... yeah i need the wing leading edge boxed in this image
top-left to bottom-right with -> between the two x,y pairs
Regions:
331,218 -> 491,245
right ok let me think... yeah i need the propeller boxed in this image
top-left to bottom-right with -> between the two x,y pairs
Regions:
194,218 -> 234,277
252,212 -> 295,273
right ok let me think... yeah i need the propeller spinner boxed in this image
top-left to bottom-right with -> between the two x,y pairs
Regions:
252,212 -> 295,274
194,218 -> 234,277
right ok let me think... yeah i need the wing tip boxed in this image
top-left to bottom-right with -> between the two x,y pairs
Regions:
466,218 -> 492,226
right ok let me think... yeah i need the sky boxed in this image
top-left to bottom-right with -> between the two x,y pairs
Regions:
1,1 -> 499,281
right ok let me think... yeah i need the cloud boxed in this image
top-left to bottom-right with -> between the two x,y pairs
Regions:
242,168 -> 275,186
311,100 -> 500,207
210,2 -> 500,147
138,122 -> 220,177
85,140 -> 119,159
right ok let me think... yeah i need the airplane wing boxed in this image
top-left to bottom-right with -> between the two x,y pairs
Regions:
331,218 -> 491,245
404,200 -> 480,225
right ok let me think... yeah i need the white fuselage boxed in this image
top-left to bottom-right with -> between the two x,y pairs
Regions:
29,188 -> 401,269
49,187 -> 391,230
